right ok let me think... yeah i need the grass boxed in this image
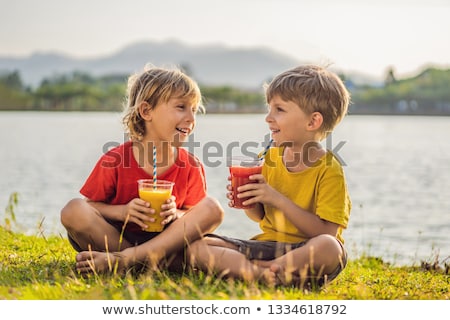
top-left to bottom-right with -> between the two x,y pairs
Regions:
1,192 -> 448,300
0,225 -> 448,300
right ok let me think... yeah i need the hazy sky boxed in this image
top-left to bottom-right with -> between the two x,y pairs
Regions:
1,0 -> 449,79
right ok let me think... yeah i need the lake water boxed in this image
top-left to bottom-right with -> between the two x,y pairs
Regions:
1,111 -> 449,266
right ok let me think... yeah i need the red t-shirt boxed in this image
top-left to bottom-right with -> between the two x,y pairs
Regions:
80,140 -> 207,231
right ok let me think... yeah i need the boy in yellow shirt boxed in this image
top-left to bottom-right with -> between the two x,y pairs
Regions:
188,65 -> 352,288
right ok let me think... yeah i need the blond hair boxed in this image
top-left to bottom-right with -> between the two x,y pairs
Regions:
264,65 -> 350,137
122,65 -> 203,141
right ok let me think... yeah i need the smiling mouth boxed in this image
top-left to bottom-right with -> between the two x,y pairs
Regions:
176,127 -> 190,135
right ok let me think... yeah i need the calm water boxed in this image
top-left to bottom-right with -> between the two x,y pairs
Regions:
1,112 -> 449,266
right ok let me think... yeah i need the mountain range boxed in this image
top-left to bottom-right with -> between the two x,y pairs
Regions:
0,39 -> 378,89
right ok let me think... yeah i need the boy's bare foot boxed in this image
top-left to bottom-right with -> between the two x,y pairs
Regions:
258,267 -> 278,287
269,263 -> 302,287
242,263 -> 279,287
76,251 -> 125,274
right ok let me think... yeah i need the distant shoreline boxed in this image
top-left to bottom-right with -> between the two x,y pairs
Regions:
1,108 -> 450,116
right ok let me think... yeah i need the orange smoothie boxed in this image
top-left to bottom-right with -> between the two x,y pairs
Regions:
137,179 -> 174,232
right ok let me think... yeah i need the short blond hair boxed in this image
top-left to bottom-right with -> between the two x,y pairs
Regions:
264,65 -> 350,137
122,65 -> 203,141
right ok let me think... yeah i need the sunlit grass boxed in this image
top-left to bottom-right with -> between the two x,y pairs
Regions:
0,225 -> 448,300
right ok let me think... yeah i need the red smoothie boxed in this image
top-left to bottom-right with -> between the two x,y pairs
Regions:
229,163 -> 262,209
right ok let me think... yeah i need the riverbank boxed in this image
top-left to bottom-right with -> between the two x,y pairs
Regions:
0,227 -> 448,299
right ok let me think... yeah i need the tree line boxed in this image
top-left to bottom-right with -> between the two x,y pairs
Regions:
0,70 -> 266,113
348,67 -> 450,115
1,67 -> 450,115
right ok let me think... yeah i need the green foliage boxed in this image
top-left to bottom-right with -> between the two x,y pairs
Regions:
0,71 -> 33,109
33,71 -> 126,111
201,86 -> 266,113
1,71 -> 25,90
1,67 -> 450,114
0,226 -> 448,300
351,67 -> 450,115
3,192 -> 19,231
0,70 -> 266,112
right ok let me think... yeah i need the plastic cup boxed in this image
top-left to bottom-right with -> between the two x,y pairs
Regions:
228,156 -> 263,209
137,179 -> 174,232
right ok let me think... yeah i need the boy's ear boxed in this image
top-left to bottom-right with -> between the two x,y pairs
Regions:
307,112 -> 323,131
138,101 -> 153,121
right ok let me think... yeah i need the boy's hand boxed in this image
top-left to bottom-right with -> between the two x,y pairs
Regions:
122,196 -> 178,229
160,195 -> 178,225
122,198 -> 157,230
236,173 -> 279,208
226,174 -> 268,208
226,175 -> 235,208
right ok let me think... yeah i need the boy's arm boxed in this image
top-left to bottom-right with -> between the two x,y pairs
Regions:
244,203 -> 265,222
271,194 -> 340,237
86,199 -> 126,221
175,206 -> 195,219
86,198 -> 156,230
242,177 -> 340,237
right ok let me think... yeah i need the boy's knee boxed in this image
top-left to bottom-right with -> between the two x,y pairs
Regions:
60,198 -> 86,226
186,239 -> 205,263
187,239 -> 201,253
202,196 -> 225,222
313,234 -> 344,259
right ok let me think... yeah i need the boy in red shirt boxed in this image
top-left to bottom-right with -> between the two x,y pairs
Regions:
61,65 -> 224,274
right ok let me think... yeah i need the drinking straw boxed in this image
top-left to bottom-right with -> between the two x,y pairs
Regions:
153,145 -> 157,189
259,138 -> 273,160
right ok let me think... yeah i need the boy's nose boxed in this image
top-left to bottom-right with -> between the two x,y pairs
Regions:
186,110 -> 195,122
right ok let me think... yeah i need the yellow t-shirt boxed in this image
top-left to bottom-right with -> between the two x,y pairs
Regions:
252,147 -> 351,244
